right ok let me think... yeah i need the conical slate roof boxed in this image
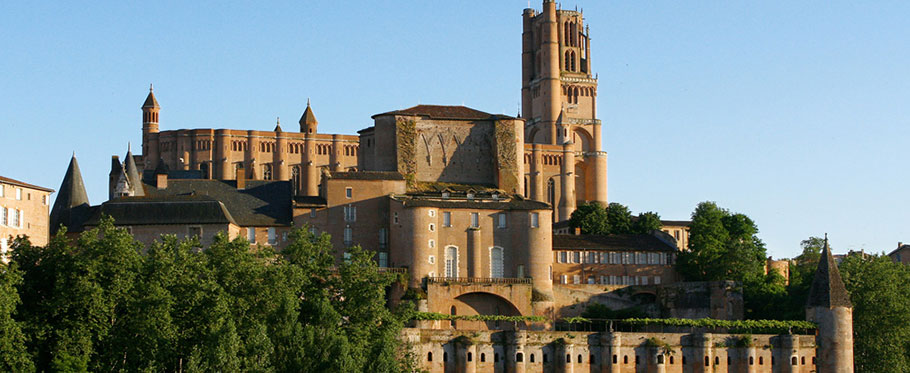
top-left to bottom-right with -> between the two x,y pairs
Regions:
298,100 -> 317,130
806,237 -> 852,308
142,85 -> 159,108
123,148 -> 145,196
274,117 -> 283,132
50,155 -> 91,235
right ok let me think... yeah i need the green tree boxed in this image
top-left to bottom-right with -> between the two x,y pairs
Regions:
839,253 -> 910,372
676,201 -> 766,283
569,202 -> 609,234
605,202 -> 634,234
632,211 -> 662,234
0,258 -> 33,372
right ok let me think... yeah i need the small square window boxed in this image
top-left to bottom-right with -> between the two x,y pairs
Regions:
428,255 -> 436,264
247,227 -> 256,243
188,226 -> 202,238
428,210 -> 436,217
442,212 -> 451,227
429,239 -> 435,248
345,187 -> 352,199
428,223 -> 435,232
15,188 -> 22,200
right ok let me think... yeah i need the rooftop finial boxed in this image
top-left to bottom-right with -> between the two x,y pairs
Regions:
307,98 -> 311,107
128,142 -> 131,152
150,83 -> 153,92
277,116 -> 280,125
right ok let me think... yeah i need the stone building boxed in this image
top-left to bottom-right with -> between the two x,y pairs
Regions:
887,242 -> 910,265
0,175 -> 54,261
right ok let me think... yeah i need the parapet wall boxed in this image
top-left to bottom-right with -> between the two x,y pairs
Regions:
403,328 -> 817,373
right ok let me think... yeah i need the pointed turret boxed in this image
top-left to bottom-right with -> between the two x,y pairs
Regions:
123,145 -> 145,197
807,236 -> 852,308
274,117 -> 283,132
50,154 -> 91,235
109,155 -> 123,200
806,234 -> 855,372
142,84 -> 160,109
299,99 -> 318,133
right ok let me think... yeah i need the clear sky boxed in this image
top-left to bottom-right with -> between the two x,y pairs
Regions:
1,1 -> 907,258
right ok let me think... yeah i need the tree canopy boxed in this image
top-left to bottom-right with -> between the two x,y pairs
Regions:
839,253 -> 910,372
676,201 -> 767,283
5,217 -> 416,372
568,202 -> 662,235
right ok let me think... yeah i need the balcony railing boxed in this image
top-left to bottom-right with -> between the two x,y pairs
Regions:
426,277 -> 533,285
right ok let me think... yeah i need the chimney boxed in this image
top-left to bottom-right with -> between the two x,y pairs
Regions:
154,158 -> 168,190
156,173 -> 167,190
237,174 -> 246,190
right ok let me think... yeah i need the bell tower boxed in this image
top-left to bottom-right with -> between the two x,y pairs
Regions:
522,1 -> 607,214
142,84 -> 161,170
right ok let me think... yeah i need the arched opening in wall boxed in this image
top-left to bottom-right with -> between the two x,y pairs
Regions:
571,22 -> 577,46
200,163 -> 209,179
523,176 -> 529,198
427,352 -> 432,361
573,87 -> 579,104
564,22 -> 569,45
564,50 -> 571,71
453,292 -> 522,330
262,164 -> 273,180
450,305 -> 456,328
570,51 -> 576,71
631,292 -> 657,305
572,128 -> 593,153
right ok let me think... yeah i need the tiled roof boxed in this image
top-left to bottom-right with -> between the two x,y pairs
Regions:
553,234 -> 677,252
372,105 -> 509,120
0,175 -> 54,193
299,102 -> 317,126
807,241 -> 852,308
142,90 -> 159,108
660,219 -> 691,227
293,195 -> 327,207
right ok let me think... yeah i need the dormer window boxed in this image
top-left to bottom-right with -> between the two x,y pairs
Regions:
492,193 -> 499,200
442,192 -> 450,199
466,192 -> 474,200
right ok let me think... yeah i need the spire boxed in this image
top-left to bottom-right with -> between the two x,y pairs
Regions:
299,99 -> 318,133
142,84 -> 159,108
806,234 -> 852,308
50,154 -> 91,235
123,146 -> 145,196
274,116 -> 283,132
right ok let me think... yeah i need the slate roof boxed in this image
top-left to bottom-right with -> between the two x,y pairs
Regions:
293,195 -> 327,207
299,101 -> 317,126
553,234 -> 678,252
139,179 -> 293,226
0,175 -> 54,193
329,171 -> 405,181
50,155 -> 91,235
372,105 -> 511,121
392,195 -> 549,210
85,196 -> 235,226
807,239 -> 853,308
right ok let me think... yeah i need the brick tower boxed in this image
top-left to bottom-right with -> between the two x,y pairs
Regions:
806,235 -> 854,372
522,1 -> 607,220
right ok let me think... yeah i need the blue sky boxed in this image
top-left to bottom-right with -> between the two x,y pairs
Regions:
1,1 -> 907,258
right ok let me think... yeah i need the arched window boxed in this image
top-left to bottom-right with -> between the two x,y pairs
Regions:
516,353 -> 523,362
450,306 -> 456,328
427,352 -> 432,361
529,354 -> 535,362
759,356 -> 764,365
565,50 -> 571,71
791,357 -> 798,365
445,246 -> 458,278
547,179 -> 555,208
670,356 -> 674,364
573,87 -> 579,104
200,163 -> 209,179
480,353 -> 485,362
495,353 -> 499,362
564,22 -> 569,45
570,22 -> 577,46
262,164 -> 273,180
571,51 -> 576,71
623,355 -> 628,364
490,247 -> 504,278
467,352 -> 472,362
443,352 -> 448,362
291,166 -> 301,194
749,356 -> 754,365
577,354 -> 582,363
566,354 -> 571,363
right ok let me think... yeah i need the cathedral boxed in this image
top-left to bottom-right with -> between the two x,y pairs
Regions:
48,2 -> 854,371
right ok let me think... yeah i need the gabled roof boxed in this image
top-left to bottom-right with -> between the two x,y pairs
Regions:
0,175 -> 54,193
372,105 -> 509,121
50,155 -> 91,234
553,234 -> 678,252
806,238 -> 852,308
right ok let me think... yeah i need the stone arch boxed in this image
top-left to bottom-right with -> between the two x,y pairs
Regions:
454,292 -> 522,317
571,127 -> 594,152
